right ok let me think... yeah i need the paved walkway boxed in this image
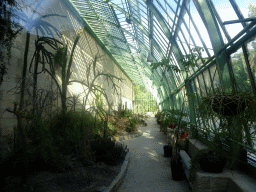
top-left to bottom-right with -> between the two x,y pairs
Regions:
117,117 -> 191,192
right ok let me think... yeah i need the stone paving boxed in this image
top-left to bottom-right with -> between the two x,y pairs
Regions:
117,116 -> 191,192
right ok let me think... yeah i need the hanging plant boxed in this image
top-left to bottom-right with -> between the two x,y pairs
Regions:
200,90 -> 255,117
197,88 -> 256,170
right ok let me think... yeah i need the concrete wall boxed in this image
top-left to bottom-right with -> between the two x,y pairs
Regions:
0,0 -> 134,135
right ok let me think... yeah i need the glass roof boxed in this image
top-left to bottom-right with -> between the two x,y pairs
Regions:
66,0 -> 178,89
64,0 -> 256,105
13,0 -> 256,107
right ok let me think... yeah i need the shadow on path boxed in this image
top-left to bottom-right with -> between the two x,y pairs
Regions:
117,117 -> 191,192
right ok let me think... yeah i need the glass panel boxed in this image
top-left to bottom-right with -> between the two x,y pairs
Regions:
209,63 -> 221,90
212,0 -> 243,39
231,47 -> 252,91
247,36 -> 256,87
197,74 -> 207,97
202,69 -> 212,94
194,77 -> 201,98
189,0 -> 213,55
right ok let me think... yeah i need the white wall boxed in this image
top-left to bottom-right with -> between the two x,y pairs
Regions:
0,0 -> 134,135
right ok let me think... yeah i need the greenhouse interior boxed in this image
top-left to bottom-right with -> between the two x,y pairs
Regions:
1,0 -> 256,191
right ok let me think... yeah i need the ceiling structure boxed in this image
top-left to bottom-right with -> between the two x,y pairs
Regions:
63,0 -> 256,108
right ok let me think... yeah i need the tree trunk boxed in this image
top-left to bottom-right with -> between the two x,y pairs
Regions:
19,32 -> 30,110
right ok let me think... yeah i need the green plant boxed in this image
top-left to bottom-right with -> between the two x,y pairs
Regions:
44,31 -> 81,113
90,137 -> 115,162
26,116 -> 63,169
105,142 -> 128,165
67,93 -> 83,111
151,58 -> 180,74
105,122 -> 117,137
150,47 -> 205,78
126,117 -> 138,133
48,110 -> 94,156
197,87 -> 256,170
189,148 -> 227,182
118,109 -> 132,118
0,0 -> 22,87
180,47 -> 205,71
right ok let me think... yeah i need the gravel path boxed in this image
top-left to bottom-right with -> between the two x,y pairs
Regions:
117,117 -> 191,192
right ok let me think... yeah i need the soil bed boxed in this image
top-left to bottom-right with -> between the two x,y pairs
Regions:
3,152 -> 126,192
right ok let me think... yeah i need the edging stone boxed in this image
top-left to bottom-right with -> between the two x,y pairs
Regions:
104,150 -> 130,192
112,130 -> 142,141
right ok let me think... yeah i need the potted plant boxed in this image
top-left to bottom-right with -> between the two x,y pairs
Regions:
155,111 -> 161,124
163,145 -> 172,157
170,110 -> 188,181
198,149 -> 227,173
170,155 -> 185,181
201,91 -> 249,116
189,149 -> 227,182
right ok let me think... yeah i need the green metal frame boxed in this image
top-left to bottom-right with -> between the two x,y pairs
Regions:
60,0 -> 256,119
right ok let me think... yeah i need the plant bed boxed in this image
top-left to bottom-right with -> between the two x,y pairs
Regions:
1,151 -> 128,192
1,133 -> 128,192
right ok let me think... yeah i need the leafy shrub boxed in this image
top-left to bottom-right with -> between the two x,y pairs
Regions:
25,116 -> 65,172
125,126 -> 133,133
48,111 -> 82,155
105,142 -> 128,165
90,137 -> 116,162
126,117 -> 138,133
48,110 -> 99,156
104,122 -> 117,137
118,109 -> 132,117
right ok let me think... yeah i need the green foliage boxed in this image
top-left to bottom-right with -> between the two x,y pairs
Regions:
1,117 -> 66,175
0,0 -> 20,87
90,137 -> 128,165
26,117 -> 63,169
248,4 -> 256,17
151,58 -> 180,73
54,46 -> 67,71
199,88 -> 256,122
180,47 -> 205,71
105,122 -> 117,137
197,87 -> 256,169
118,109 -> 132,117
125,117 -> 138,133
48,110 -> 98,155
159,109 -> 187,127
133,115 -> 146,125
134,84 -> 158,113
105,142 -> 128,165
150,47 -> 205,76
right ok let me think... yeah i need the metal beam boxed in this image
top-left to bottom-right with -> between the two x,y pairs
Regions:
144,0 -> 172,39
193,0 -> 235,91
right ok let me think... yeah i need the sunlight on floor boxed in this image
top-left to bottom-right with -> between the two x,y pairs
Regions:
142,132 -> 154,138
148,151 -> 160,162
